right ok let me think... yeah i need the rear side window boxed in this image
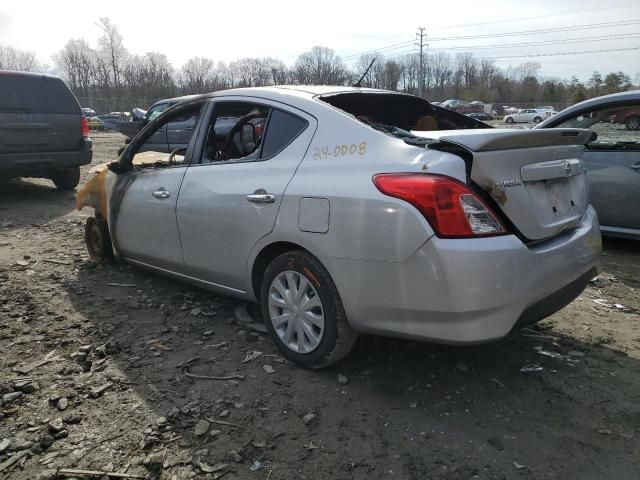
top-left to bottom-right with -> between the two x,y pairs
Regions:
0,75 -> 80,114
261,109 -> 308,158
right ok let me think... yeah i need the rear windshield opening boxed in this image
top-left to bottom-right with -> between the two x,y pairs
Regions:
319,92 -> 491,144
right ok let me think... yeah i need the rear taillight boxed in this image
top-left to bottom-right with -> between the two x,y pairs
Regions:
373,173 -> 507,238
81,116 -> 90,139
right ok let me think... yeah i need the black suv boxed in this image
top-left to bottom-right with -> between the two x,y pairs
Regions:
0,71 -> 92,190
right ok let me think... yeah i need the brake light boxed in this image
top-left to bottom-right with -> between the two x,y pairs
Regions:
373,173 -> 507,238
81,116 -> 90,139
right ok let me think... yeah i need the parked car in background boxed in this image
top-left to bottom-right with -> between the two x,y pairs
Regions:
0,71 -> 92,189
612,107 -> 640,130
77,86 -> 601,368
82,107 -> 97,117
442,99 -> 485,114
466,112 -> 493,121
504,108 -> 549,124
87,116 -> 105,131
537,90 -> 640,239
100,95 -> 199,147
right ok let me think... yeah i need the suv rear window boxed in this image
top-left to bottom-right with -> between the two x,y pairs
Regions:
0,74 -> 80,114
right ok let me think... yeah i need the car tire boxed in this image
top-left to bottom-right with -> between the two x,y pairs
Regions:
625,116 -> 640,130
505,117 -> 514,124
260,250 -> 357,369
85,215 -> 114,262
52,167 -> 80,190
533,116 -> 542,123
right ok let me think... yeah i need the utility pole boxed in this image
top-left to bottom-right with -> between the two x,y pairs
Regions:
416,27 -> 426,98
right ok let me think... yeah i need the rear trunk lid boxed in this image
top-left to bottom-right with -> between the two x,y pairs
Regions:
0,73 -> 83,154
414,128 -> 593,241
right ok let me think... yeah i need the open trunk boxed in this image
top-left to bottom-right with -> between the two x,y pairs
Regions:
416,128 -> 593,241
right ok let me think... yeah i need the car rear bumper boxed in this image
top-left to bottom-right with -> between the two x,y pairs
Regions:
0,147 -> 92,177
324,206 -> 602,344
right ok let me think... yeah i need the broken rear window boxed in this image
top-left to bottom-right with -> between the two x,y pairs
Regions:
319,92 -> 491,145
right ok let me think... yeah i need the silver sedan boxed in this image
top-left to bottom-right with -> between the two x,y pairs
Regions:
78,86 -> 601,368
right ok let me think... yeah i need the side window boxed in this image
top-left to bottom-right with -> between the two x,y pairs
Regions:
146,103 -> 169,121
261,109 -> 308,158
202,102 -> 270,163
554,104 -> 640,151
130,102 -> 205,168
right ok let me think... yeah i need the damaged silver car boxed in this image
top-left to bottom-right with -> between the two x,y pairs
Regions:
78,86 -> 602,368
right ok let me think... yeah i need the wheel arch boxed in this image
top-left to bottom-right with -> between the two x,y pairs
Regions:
250,241 -> 314,300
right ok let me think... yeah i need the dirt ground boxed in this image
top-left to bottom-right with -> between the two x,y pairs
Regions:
1,132 -> 639,480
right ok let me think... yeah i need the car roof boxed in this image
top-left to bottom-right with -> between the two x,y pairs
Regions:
0,70 -> 61,80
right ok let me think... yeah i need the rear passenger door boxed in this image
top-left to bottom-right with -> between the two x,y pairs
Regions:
176,98 -> 316,292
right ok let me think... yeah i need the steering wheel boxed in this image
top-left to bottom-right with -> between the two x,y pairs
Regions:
221,113 -> 264,159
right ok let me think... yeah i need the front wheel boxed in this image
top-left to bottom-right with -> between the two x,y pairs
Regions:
625,116 -> 640,130
505,117 -> 514,124
85,216 -> 114,262
533,116 -> 542,123
260,250 -> 357,369
52,167 -> 80,190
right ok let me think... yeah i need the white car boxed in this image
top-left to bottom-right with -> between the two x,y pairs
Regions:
504,109 -> 548,124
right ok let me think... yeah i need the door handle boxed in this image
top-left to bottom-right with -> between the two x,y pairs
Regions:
630,164 -> 640,170
152,189 -> 171,199
246,193 -> 275,203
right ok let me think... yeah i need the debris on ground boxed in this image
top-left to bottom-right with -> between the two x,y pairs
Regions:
1,133 -> 638,479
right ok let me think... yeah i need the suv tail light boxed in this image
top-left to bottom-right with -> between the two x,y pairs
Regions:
81,116 -> 90,139
373,173 -> 507,238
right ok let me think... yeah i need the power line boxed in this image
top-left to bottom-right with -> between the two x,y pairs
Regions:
428,19 -> 640,41
342,2 -> 640,62
427,32 -> 640,52
346,44 -> 640,66
484,45 -> 640,60
428,1 -> 640,31
341,40 -> 415,61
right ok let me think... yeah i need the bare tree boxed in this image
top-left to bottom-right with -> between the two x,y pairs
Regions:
0,45 -> 39,71
97,17 -> 127,90
294,46 -> 348,85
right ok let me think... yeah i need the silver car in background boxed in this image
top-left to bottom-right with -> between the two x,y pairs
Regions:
78,86 -> 602,368
537,90 -> 640,239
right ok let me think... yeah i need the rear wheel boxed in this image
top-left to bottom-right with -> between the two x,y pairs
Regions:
85,216 -> 114,262
533,116 -> 542,123
505,117 -> 514,124
625,116 -> 640,130
260,250 -> 357,369
51,167 -> 80,190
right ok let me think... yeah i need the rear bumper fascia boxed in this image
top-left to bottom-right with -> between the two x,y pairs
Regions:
323,206 -> 602,344
0,147 -> 92,177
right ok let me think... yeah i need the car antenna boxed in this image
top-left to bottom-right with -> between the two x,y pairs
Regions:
353,58 -> 376,88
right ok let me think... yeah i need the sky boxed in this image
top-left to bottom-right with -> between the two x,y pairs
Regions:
1,0 -> 640,81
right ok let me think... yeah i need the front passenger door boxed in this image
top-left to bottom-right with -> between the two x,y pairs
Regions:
113,100 -> 207,271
